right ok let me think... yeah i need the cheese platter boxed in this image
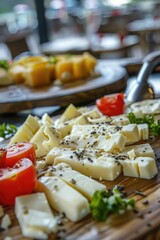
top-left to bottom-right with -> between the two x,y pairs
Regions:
0,96 -> 160,240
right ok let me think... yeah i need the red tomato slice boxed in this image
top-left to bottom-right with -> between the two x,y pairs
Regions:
96,93 -> 124,116
0,148 -> 7,168
0,158 -> 37,205
5,142 -> 36,167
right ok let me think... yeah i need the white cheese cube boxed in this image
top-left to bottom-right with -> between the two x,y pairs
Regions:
127,149 -> 136,160
119,159 -> 139,178
47,163 -> 106,200
138,124 -> 149,140
121,124 -> 139,144
136,157 -> 158,179
37,176 -> 90,222
15,193 -> 57,239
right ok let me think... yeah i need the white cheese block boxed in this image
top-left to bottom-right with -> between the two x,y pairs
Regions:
46,147 -> 122,181
1,214 -> 12,230
37,176 -> 90,222
121,143 -> 155,159
15,193 -> 57,239
47,163 -> 106,200
121,124 -> 139,144
136,157 -> 158,179
137,124 -> 149,140
10,115 -> 40,144
119,157 -> 158,179
82,108 -> 102,119
119,159 -> 139,178
127,149 -> 136,160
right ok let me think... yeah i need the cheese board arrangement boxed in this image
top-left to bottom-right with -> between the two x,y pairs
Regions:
0,94 -> 160,240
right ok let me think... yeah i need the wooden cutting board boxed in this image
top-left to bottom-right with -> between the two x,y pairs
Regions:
1,136 -> 160,240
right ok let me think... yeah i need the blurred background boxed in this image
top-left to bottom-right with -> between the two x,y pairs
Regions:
0,0 -> 160,60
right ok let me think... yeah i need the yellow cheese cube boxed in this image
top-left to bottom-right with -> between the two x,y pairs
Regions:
24,62 -> 50,87
55,59 -> 73,81
83,52 -> 97,74
72,56 -> 87,79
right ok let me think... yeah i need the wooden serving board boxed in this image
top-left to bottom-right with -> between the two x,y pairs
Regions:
1,136 -> 160,240
0,63 -> 127,114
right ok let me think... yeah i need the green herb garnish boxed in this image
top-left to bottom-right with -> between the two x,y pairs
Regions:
48,56 -> 58,64
0,60 -> 10,70
90,186 -> 135,221
0,123 -> 17,139
128,112 -> 160,136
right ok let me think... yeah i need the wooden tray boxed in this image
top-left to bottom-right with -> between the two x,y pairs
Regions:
0,62 -> 127,114
1,136 -> 160,240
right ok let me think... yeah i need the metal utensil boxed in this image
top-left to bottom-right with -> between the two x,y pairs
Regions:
126,51 -> 160,103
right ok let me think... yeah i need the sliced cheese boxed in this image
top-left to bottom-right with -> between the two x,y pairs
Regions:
58,104 -> 81,124
15,193 -> 57,239
30,125 -> 62,158
37,176 -> 90,222
46,162 -> 106,200
10,115 -> 40,144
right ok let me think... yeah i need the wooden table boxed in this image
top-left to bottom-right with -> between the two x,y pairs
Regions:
128,18 -> 160,55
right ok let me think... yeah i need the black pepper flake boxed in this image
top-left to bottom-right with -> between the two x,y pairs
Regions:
147,223 -> 152,227
59,174 -> 63,177
137,213 -> 144,219
142,199 -> 149,205
54,185 -> 58,190
70,155 -> 73,159
71,178 -> 76,184
22,206 -> 29,214
135,190 -> 147,197
133,209 -> 139,214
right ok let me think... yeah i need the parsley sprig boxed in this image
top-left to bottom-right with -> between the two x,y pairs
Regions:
90,186 -> 135,221
0,123 -> 17,139
128,112 -> 160,136
0,60 -> 10,70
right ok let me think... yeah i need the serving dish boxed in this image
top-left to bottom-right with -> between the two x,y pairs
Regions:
0,62 -> 127,114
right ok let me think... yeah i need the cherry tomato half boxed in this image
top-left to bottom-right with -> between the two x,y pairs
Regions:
96,93 -> 124,116
0,158 -> 37,205
5,142 -> 36,167
0,148 -> 7,168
